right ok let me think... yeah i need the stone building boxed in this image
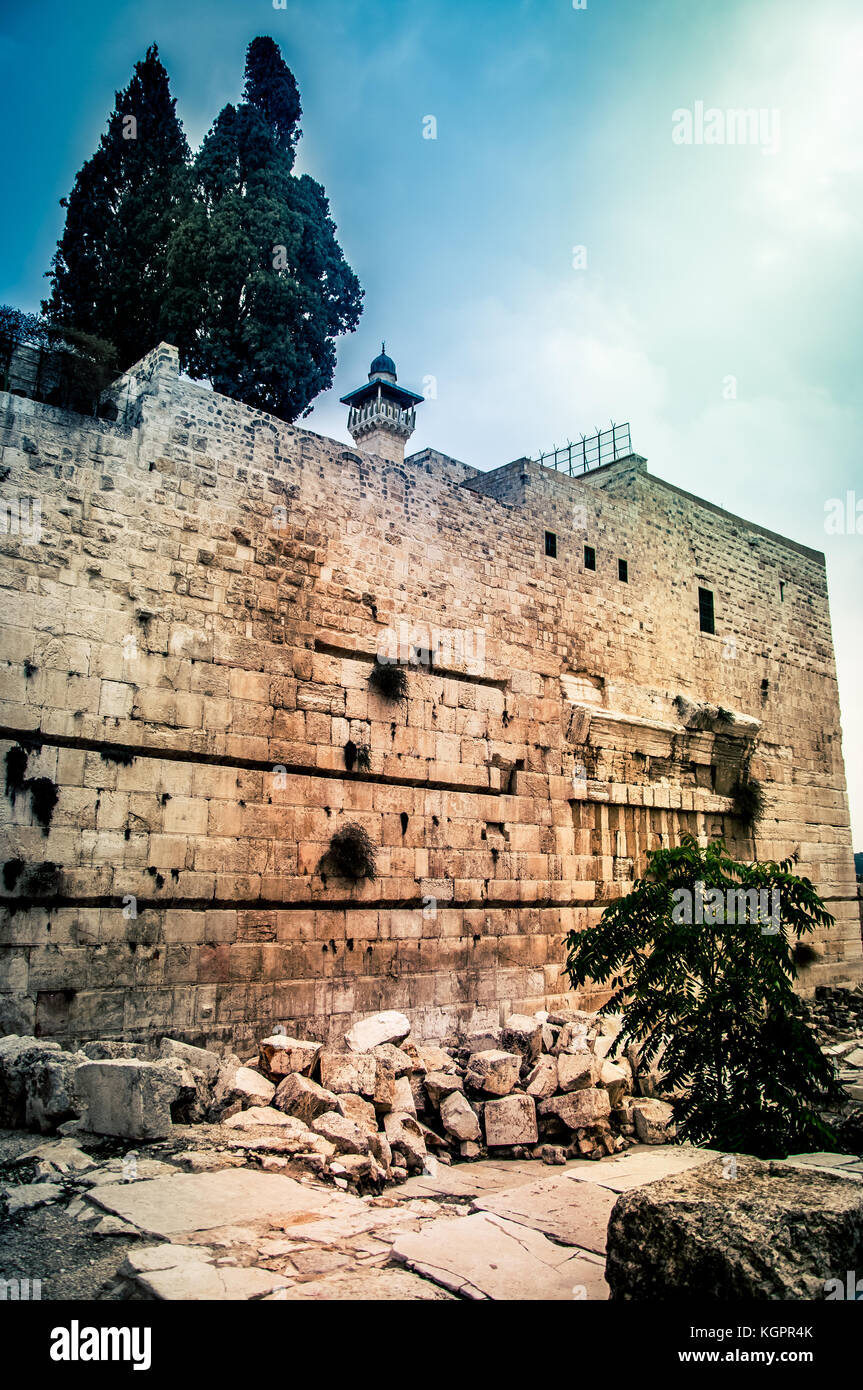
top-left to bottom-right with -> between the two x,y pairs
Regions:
0,342 -> 859,1052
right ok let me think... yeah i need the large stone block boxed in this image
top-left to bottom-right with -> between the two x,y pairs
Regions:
606,1156 -> 863,1300
484,1094 -> 538,1147
272,1072 -> 344,1125
539,1088 -> 610,1130
464,1050 -> 521,1096
75,1058 -> 181,1139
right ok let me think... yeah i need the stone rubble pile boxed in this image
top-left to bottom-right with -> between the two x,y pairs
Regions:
0,1008 -> 683,1190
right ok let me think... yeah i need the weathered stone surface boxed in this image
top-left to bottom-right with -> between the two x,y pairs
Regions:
81,1042 -> 151,1061
392,1211 -> 609,1300
338,1093 -> 378,1134
539,1089 -> 611,1130
258,1036 -> 322,1080
121,1242 -> 290,1300
89,1167 -> 360,1238
465,1050 -> 521,1096
371,1043 -> 414,1077
158,1038 -> 221,1081
2,1181 -> 63,1214
599,1060 -> 629,1106
632,1098 -> 676,1145
415,1044 -> 457,1075
344,1011 -> 411,1053
24,1050 -> 84,1133
312,1111 -> 370,1156
474,1175 -> 618,1253
221,1105 -> 309,1137
75,1059 -> 181,1140
557,1051 -> 602,1092
391,1075 -> 416,1116
272,1073 -> 344,1125
440,1091 -> 481,1142
383,1111 -> 427,1171
483,1094 -> 538,1148
606,1155 -> 863,1300
500,1015 -> 543,1066
0,1036 -> 63,1127
212,1064 -> 275,1112
318,1050 -> 376,1097
526,1056 -> 558,1099
424,1071 -> 465,1107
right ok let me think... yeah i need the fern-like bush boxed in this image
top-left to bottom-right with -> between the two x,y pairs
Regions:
328,823 -> 377,881
368,660 -> 408,702
564,835 -> 844,1158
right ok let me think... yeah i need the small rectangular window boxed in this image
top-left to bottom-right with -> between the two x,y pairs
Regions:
544,530 -> 557,558
618,558 -> 628,583
584,544 -> 596,571
698,587 -> 715,634
779,580 -> 785,602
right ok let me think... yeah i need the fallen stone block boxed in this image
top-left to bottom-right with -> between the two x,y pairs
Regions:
312,1111 -> 370,1156
600,1060 -> 629,1106
371,1043 -> 414,1077
0,1036 -> 64,1127
24,1049 -> 85,1134
319,1050 -> 376,1097
338,1093 -> 378,1135
2,1181 -> 64,1216
344,1011 -> 411,1053
415,1043 -> 457,1074
272,1073 -> 344,1126
557,1051 -> 602,1092
212,1064 -> 275,1113
75,1059 -> 181,1140
632,1098 -> 676,1144
501,1015 -> 543,1067
464,1050 -> 521,1096
424,1071 -> 465,1107
440,1091 -> 481,1142
221,1106 -> 309,1136
539,1089 -> 611,1130
484,1094 -> 538,1148
606,1155 -> 863,1299
81,1041 -> 151,1061
383,1111 -> 427,1171
158,1038 -> 221,1082
526,1056 -> 558,1099
258,1035 -> 322,1081
392,1075 -> 416,1116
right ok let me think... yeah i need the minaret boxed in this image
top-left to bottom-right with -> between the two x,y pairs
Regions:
340,343 -> 424,465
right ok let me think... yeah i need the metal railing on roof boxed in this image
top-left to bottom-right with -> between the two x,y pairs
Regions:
535,423 -> 632,476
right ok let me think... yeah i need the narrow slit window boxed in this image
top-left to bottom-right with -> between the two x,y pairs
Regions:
779,580 -> 785,602
618,558 -> 628,583
698,586 -> 715,634
584,544 -> 596,571
544,530 -> 557,558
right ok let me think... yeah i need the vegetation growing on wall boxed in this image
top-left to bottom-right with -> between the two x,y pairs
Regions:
327,823 -> 377,881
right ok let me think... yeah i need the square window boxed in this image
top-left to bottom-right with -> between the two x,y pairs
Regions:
544,530 -> 557,558
698,586 -> 715,634
584,544 -> 596,571
618,558 -> 628,583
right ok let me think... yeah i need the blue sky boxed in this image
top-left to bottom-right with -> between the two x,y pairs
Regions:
2,0 -> 862,842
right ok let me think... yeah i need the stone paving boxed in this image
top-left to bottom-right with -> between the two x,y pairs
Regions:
71,1143 -> 722,1300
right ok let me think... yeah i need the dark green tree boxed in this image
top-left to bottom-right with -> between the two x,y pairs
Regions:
43,44 -> 191,369
164,36 -> 362,421
564,836 -> 844,1157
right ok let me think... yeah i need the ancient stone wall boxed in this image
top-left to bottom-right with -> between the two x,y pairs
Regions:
0,344 -> 859,1052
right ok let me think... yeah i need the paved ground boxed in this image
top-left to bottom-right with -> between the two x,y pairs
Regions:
1,1134 -> 726,1300
7,1135 -> 860,1300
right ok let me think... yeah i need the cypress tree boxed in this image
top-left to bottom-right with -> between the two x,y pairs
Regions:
165,36 -> 362,421
43,45 -> 191,369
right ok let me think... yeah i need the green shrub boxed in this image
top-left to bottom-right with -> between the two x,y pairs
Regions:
563,835 -> 844,1157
